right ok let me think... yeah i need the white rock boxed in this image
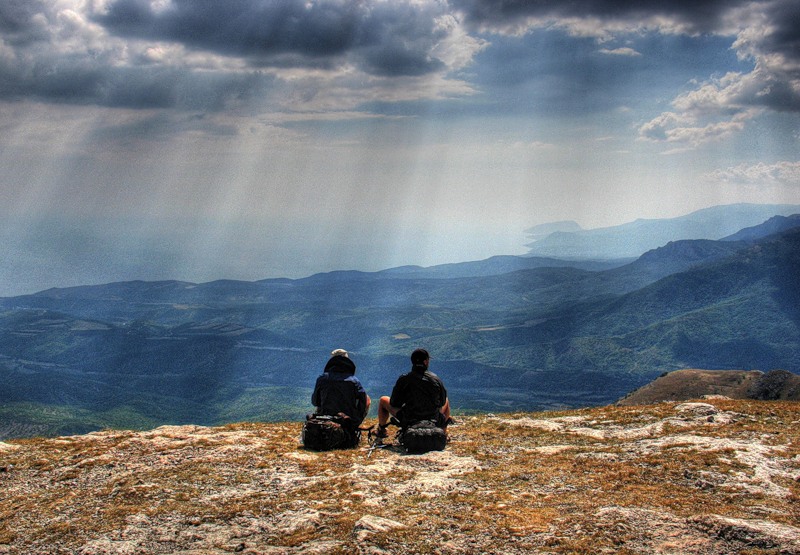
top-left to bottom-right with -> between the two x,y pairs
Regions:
77,538 -> 138,555
674,402 -> 718,416
353,515 -> 405,541
691,514 -> 800,551
274,509 -> 322,535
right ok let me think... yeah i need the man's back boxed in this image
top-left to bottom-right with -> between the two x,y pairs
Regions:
312,354 -> 368,425
313,372 -> 363,423
390,368 -> 447,425
377,348 -> 450,439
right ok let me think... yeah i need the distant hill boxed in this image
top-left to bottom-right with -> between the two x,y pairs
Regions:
287,255 -> 628,284
524,220 -> 583,241
606,238 -> 746,284
526,203 -> 800,259
722,213 -> 800,241
617,368 -> 800,405
373,254 -> 627,279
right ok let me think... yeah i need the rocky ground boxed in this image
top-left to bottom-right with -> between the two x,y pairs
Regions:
1,398 -> 799,554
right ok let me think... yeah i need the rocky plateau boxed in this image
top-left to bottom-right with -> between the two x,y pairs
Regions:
1,398 -> 799,554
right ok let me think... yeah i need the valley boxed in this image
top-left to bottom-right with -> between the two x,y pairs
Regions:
1,209 -> 799,438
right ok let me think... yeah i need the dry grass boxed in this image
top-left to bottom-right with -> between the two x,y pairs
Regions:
1,399 -> 798,554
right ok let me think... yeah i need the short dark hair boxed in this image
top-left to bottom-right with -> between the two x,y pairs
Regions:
410,348 -> 429,364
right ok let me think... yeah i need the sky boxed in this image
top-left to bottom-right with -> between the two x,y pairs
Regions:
1,0 -> 799,296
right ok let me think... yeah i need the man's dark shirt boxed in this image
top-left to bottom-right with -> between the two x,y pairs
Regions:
311,355 -> 368,425
389,365 -> 447,425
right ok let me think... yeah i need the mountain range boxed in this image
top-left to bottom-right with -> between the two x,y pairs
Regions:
1,203 -> 799,438
525,203 -> 800,258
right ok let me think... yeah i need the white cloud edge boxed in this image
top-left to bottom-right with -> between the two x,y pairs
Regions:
704,161 -> 800,187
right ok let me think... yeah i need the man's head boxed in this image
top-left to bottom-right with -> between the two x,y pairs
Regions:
331,348 -> 349,358
410,348 -> 429,366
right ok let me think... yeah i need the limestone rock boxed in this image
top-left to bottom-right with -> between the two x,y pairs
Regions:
353,515 -> 405,541
691,514 -> 800,553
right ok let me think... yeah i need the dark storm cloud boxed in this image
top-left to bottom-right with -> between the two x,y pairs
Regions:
0,0 -> 50,45
0,57 -> 272,111
353,1 -> 449,77
453,0 -> 800,69
97,0 -> 360,56
96,0 -> 450,77
2,0 -> 798,121
762,0 -> 800,62
452,0 -> 748,33
0,0 -> 45,33
0,2 -> 277,110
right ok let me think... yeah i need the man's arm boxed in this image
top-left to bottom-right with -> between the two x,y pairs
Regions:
388,375 -> 406,409
439,381 -> 448,408
311,375 -> 323,407
352,377 -> 368,412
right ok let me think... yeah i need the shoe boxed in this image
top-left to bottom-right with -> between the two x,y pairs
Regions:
375,425 -> 388,439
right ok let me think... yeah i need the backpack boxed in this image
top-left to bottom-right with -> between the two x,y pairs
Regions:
302,413 -> 360,451
398,419 -> 447,453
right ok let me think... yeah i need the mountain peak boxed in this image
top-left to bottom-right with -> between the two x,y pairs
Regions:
2,400 -> 798,554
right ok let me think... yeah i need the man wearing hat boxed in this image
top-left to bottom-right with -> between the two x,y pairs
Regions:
311,349 -> 371,426
376,348 -> 451,438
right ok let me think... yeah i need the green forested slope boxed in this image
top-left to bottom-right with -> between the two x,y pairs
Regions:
1,230 -> 798,438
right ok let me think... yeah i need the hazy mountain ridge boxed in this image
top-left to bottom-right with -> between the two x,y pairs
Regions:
1,211 -> 799,438
524,220 -> 583,241
371,254 -> 628,279
526,203 -> 800,259
1,399 -> 798,554
722,213 -> 800,241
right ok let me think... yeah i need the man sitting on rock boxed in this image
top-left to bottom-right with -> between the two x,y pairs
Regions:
311,348 -> 371,427
376,348 -> 451,439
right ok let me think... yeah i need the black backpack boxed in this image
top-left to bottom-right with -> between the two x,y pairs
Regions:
398,419 -> 447,453
302,414 -> 360,451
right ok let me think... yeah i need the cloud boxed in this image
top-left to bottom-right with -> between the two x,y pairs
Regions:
95,0 -> 362,58
0,1 -> 270,110
638,77 -> 764,146
705,161 -> 800,187
94,0 -> 463,77
598,47 -> 641,57
451,0 -> 747,36
740,0 -> 800,67
0,0 -> 486,118
634,0 -> 800,147
451,0 -> 800,146
0,58 -> 273,111
0,0 -> 48,36
2,0 -> 798,142
638,63 -> 795,147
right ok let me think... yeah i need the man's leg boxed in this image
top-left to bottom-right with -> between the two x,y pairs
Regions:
437,398 -> 453,428
377,396 -> 398,426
